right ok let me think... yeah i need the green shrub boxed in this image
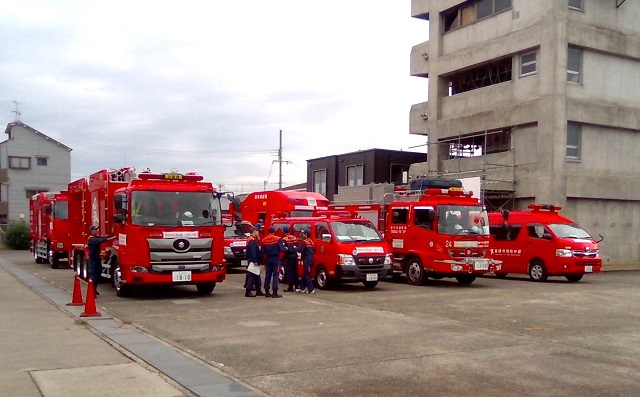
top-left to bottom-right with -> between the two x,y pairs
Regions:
4,223 -> 30,250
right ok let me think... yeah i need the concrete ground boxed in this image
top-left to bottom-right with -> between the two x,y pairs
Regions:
2,248 -> 640,397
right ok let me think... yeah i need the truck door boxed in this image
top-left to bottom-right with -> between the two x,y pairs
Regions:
524,223 -> 554,271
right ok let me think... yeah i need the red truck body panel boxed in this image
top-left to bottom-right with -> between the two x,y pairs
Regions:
29,191 -> 70,268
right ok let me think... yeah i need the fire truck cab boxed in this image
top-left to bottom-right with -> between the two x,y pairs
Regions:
223,215 -> 253,268
270,212 -> 392,289
67,168 -> 227,297
488,204 -> 603,282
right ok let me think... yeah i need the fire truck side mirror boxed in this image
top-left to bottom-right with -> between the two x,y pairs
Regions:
44,204 -> 52,214
114,194 -> 127,211
114,213 -> 126,225
502,210 -> 510,221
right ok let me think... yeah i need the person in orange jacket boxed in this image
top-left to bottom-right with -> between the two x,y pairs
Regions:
281,225 -> 300,292
262,226 -> 286,298
296,228 -> 315,294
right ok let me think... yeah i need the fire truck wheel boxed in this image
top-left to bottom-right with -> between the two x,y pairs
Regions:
494,272 -> 508,279
565,274 -> 583,283
528,260 -> 548,282
405,258 -> 427,286
196,283 -> 216,295
112,261 -> 132,297
50,253 -> 60,269
455,275 -> 476,285
315,266 -> 332,290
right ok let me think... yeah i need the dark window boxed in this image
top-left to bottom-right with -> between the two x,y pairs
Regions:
568,0 -> 583,11
313,169 -> 327,196
448,58 -> 512,96
528,225 -> 551,239
292,223 -> 312,239
391,208 -> 408,225
491,225 -> 522,241
495,0 -> 512,12
567,123 -> 582,160
36,157 -> 48,166
567,47 -> 583,83
477,0 -> 493,19
520,52 -> 537,76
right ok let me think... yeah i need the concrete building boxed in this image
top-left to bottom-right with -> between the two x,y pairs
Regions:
0,122 -> 72,224
409,0 -> 640,268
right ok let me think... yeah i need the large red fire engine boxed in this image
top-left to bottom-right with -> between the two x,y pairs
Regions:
29,191 -> 70,269
331,179 -> 501,286
67,167 -> 227,297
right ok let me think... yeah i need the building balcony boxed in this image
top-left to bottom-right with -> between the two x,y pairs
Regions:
411,0 -> 430,20
410,101 -> 429,135
410,40 -> 430,78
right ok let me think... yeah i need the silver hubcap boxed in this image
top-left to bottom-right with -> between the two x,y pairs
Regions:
317,270 -> 327,287
408,262 -> 421,282
531,265 -> 543,280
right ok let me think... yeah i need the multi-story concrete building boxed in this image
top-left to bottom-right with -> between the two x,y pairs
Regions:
409,0 -> 640,268
0,122 -> 72,225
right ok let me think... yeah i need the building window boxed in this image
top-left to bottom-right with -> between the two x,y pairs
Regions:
566,123 -> 582,160
347,165 -> 363,186
567,47 -> 583,84
520,52 -> 537,76
313,169 -> 327,197
448,58 -> 512,95
568,0 -> 583,11
36,156 -> 48,166
25,188 -> 48,198
9,156 -> 31,170
444,0 -> 512,31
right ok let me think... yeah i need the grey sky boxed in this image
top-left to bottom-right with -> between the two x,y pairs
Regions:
1,1 -> 429,192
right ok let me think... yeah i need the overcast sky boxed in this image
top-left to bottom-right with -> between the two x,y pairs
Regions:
1,1 -> 430,193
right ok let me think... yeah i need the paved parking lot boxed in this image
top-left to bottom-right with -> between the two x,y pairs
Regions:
5,250 -> 640,397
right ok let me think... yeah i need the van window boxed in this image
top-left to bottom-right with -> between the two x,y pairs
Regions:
528,224 -> 551,239
315,222 -> 330,237
413,208 -> 433,230
293,223 -> 312,239
491,224 -> 522,241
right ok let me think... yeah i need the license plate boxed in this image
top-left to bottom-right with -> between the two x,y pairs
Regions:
366,273 -> 378,282
585,266 -> 593,273
172,271 -> 192,282
474,260 -> 489,271
240,260 -> 248,267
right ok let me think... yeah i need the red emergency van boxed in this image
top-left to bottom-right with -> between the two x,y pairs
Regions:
270,212 -> 392,289
488,204 -> 603,282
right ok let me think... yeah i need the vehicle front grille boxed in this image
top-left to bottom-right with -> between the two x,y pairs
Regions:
354,255 -> 386,272
147,237 -> 213,272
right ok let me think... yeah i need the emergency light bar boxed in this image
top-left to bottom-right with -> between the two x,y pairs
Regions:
138,172 -> 204,182
528,203 -> 561,212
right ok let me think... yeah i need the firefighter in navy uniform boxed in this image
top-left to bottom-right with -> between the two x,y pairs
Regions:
244,226 -> 265,297
262,226 -> 286,298
87,225 -> 115,296
281,225 -> 300,292
296,228 -> 315,294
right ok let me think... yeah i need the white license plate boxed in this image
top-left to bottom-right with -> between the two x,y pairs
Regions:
585,266 -> 593,273
474,260 -> 489,271
240,260 -> 248,267
172,271 -> 192,282
366,273 -> 378,281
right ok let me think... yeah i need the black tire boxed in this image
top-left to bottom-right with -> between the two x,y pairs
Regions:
455,275 -> 476,285
528,260 -> 548,282
363,281 -> 378,289
405,257 -> 427,286
314,265 -> 332,290
494,272 -> 508,279
50,253 -> 60,269
112,261 -> 132,297
196,283 -> 216,295
566,274 -> 583,283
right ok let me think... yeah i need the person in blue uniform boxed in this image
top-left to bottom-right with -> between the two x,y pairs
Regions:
281,226 -> 299,292
87,225 -> 115,296
262,226 -> 285,298
245,226 -> 264,297
296,228 -> 315,294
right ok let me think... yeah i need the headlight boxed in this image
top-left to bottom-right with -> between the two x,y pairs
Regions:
338,254 -> 355,266
384,254 -> 392,265
556,249 -> 573,258
224,247 -> 233,256
130,265 -> 149,273
451,264 -> 464,271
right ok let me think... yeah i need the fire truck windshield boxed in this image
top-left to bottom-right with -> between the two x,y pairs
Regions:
331,221 -> 382,242
130,191 -> 222,227
438,205 -> 489,236
53,201 -> 68,220
547,223 -> 591,239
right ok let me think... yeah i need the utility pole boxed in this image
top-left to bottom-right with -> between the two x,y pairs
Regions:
278,130 -> 283,190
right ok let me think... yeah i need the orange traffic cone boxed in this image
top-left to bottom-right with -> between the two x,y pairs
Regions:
66,275 -> 84,306
80,279 -> 101,317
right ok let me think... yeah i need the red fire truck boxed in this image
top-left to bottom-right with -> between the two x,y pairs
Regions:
29,191 -> 70,269
488,204 -> 603,282
222,214 -> 252,268
232,191 -> 330,229
67,168 -> 227,297
331,179 -> 501,286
